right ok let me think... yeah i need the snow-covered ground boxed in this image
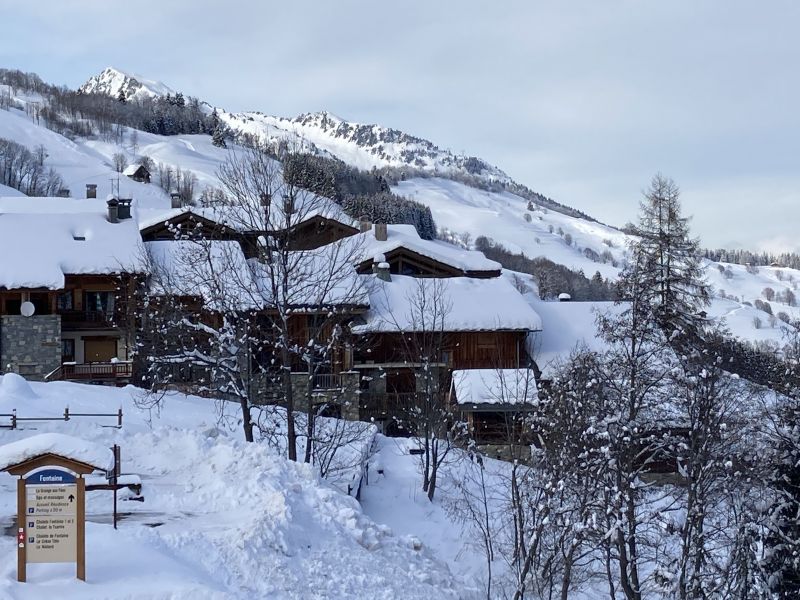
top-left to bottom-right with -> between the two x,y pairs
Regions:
0,375 -> 468,599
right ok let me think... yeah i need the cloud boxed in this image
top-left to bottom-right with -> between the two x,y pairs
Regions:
1,0 -> 799,252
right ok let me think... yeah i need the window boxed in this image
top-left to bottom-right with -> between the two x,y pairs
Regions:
4,295 -> 21,315
30,292 -> 51,315
57,291 -> 73,311
62,339 -> 75,363
85,291 -> 115,315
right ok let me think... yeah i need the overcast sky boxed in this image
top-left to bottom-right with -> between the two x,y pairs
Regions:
1,0 -> 799,252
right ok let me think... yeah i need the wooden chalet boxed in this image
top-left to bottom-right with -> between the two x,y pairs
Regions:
122,164 -> 151,184
0,198 -> 145,383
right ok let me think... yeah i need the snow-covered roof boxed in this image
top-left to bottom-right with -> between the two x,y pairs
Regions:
248,236 -> 369,309
146,239 -> 258,310
355,224 -> 500,275
137,206 -> 234,233
0,206 -> 146,289
352,274 -> 542,333
0,432 -> 114,472
123,164 -> 147,176
527,299 -> 624,378
451,369 -> 538,407
0,196 -> 108,214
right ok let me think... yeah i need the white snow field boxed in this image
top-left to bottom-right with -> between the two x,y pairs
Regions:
0,375 -> 469,599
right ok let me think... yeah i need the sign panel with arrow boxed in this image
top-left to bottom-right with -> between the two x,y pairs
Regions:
24,470 -> 78,563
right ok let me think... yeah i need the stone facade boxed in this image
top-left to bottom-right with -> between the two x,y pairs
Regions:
0,315 -> 62,381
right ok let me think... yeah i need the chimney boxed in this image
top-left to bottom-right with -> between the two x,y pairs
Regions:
106,198 -> 119,223
117,198 -> 132,220
170,192 -> 182,209
374,222 -> 388,242
375,261 -> 391,282
359,215 -> 371,233
85,184 -> 97,199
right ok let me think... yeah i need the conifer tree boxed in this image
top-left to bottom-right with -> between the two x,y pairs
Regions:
625,174 -> 710,337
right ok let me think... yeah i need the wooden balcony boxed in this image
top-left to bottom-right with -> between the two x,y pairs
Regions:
45,361 -> 133,383
58,310 -> 117,329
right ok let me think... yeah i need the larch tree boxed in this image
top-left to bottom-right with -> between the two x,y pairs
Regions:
626,174 -> 710,339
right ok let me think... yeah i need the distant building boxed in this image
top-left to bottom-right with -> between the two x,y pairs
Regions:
122,164 -> 151,184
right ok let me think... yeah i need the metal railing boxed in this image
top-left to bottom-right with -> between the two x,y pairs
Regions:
312,373 -> 342,390
0,407 -> 123,430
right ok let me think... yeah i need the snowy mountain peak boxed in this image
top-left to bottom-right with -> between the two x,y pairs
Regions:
79,67 -> 175,101
285,110 -> 512,183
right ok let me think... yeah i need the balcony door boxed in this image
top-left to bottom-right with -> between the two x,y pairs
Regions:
84,338 -> 117,363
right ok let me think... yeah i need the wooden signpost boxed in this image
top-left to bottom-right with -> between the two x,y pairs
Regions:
5,453 -> 95,582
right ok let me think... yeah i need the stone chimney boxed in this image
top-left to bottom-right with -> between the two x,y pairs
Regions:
170,192 -> 182,209
374,222 -> 388,242
359,215 -> 372,233
86,184 -> 97,199
375,261 -> 391,282
107,198 -> 119,223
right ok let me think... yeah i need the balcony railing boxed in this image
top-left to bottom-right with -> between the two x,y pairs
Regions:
58,310 -> 116,328
46,361 -> 133,382
312,373 -> 342,390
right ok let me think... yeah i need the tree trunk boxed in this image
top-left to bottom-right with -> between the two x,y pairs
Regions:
304,364 -> 314,463
282,346 -> 297,461
239,395 -> 254,443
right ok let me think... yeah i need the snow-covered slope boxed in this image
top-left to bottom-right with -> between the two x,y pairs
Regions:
0,376 -> 465,599
7,68 -> 798,348
79,67 -> 175,101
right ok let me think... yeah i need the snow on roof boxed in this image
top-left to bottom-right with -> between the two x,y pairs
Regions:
146,239 -> 258,310
0,196 -> 109,214
527,299 -> 624,378
451,369 -> 538,407
0,209 -> 146,289
0,432 -> 114,472
352,274 -> 542,333
123,164 -> 146,176
248,238 -> 369,308
137,206 -> 233,232
355,224 -> 500,274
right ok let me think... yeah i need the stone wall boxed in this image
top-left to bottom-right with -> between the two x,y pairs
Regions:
0,315 -> 62,381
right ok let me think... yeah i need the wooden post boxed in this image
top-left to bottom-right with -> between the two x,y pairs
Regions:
112,445 -> 120,530
117,408 -> 123,428
76,476 -> 85,581
16,477 -> 25,582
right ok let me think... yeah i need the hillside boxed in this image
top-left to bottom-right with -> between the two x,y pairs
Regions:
0,66 -> 796,349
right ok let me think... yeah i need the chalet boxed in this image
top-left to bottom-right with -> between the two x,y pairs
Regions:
0,189 -> 549,456
0,197 -> 146,383
123,164 -> 151,184
354,222 -> 502,278
350,271 -> 542,433
450,368 -> 538,460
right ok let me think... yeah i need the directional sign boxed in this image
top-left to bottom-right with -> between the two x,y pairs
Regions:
25,478 -> 78,564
